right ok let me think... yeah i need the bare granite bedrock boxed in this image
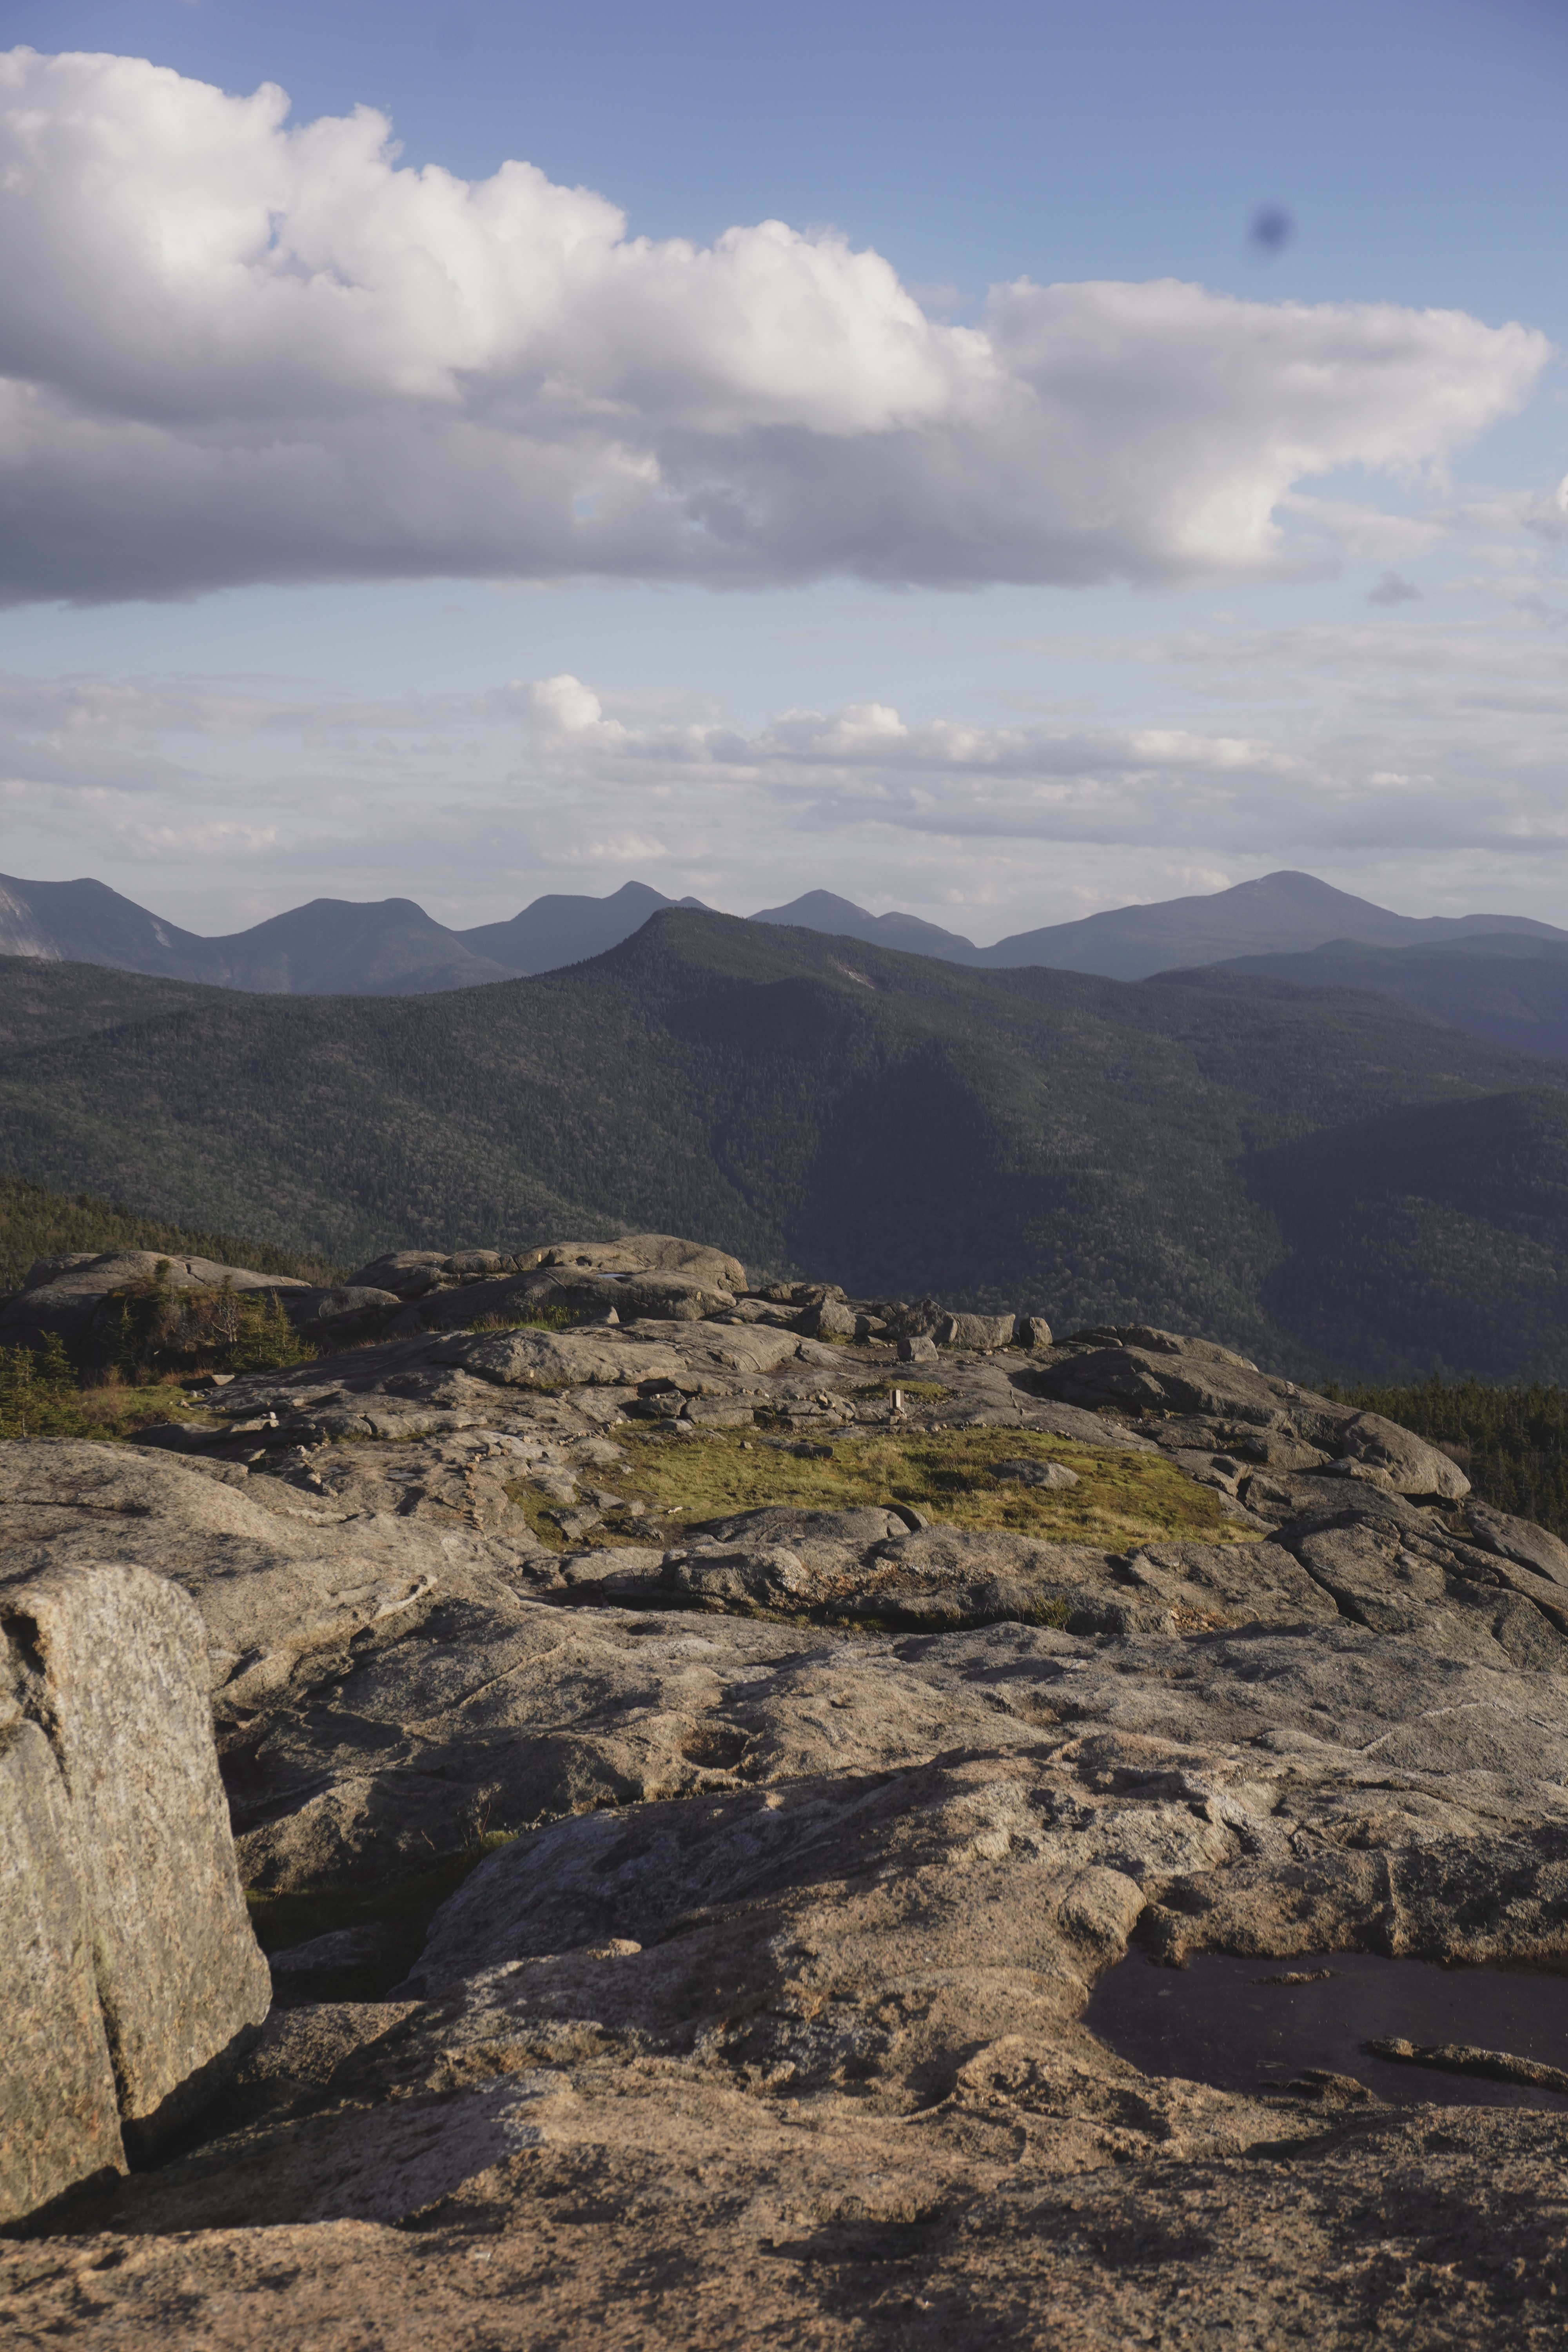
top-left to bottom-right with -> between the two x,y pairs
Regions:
8,1238 -> 1568,2342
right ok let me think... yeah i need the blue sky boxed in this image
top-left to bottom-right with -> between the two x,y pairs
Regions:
2,0 -> 1566,935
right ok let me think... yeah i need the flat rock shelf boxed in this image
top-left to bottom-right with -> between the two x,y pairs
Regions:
1087,1950 -> 1568,2111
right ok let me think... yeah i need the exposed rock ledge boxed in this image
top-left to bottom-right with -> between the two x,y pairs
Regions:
5,1255 -> 1568,2344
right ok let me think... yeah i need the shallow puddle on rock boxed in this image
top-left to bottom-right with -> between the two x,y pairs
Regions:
1085,1951 -> 1568,2109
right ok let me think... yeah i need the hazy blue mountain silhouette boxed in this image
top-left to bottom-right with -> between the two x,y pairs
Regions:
975,870 -> 1565,978
0,873 -> 223,982
202,899 -> 515,994
753,873 -> 1566,978
2,866 -> 1561,996
0,873 -> 703,993
457,881 -> 708,973
749,889 -> 982,962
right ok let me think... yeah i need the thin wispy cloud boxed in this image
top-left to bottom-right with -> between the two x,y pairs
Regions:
5,608 -> 1568,936
0,49 -> 1549,604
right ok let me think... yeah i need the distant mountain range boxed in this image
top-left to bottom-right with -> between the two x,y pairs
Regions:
4,866 -> 1563,1001
752,873 -> 1567,975
0,874 -> 709,995
6,908 -> 1568,1382
749,889 -> 984,963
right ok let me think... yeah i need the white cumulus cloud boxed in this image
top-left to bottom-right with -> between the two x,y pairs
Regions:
0,47 -> 1550,604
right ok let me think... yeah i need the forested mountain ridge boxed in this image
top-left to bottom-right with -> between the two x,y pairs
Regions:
1181,934 -> 1568,1063
2,909 -> 1566,1381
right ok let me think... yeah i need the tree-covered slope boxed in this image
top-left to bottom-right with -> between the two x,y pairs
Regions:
1185,935 -> 1568,1063
2,910 -> 1565,1379
1327,1370 -> 1568,1539
0,1175 -> 343,1293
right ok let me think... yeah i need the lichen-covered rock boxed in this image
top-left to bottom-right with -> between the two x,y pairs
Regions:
578,1234 -> 748,1290
343,1251 -> 452,1299
1,1563 -> 272,2162
0,1704 -> 125,2226
283,1285 -> 402,1326
405,1748 -> 1231,1999
1037,1334 -> 1310,1425
995,1456 -> 1078,1489
453,1234 -> 748,1292
0,1443 -> 455,1707
578,1270 -> 736,1322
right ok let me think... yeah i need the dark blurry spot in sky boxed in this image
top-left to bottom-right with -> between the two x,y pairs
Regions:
1369,572 -> 1423,605
1249,203 -> 1294,254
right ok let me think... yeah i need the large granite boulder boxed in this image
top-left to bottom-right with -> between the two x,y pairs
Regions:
514,1269 -> 738,1324
1465,1499 -> 1568,1586
346,1232 -> 748,1310
528,1234 -> 748,1290
0,1560 -> 271,2223
1032,1329 -> 1307,1426
935,1311 -> 1017,1351
431,1325 -> 687,1389
0,1441 -> 467,1716
0,1702 -> 124,2225
1334,1409 -> 1471,1499
342,1250 -> 455,1299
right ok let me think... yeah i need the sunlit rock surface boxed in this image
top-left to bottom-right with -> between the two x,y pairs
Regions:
5,1250 -> 1568,2341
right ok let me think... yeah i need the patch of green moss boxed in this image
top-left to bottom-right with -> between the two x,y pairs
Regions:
1032,1596 -> 1074,1629
502,1477 -> 653,1552
503,1478 -> 566,1549
470,1304 -> 577,1333
0,1347 -> 228,1444
574,1423 -> 1254,1552
831,1591 -> 1077,1637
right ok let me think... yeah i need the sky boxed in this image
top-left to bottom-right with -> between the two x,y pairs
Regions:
1,0 -> 1566,940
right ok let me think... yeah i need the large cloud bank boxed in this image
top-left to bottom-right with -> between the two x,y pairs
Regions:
0,47 -> 1550,604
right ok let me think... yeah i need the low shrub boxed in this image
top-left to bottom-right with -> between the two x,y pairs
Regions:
0,1332 -> 82,1439
103,1264 -> 318,1380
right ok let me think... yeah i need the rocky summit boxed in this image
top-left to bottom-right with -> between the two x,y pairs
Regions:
5,1236 -> 1568,2345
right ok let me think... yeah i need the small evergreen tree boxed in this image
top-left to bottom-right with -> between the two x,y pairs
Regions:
0,1341 -> 87,1439
227,1293 -> 317,1373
